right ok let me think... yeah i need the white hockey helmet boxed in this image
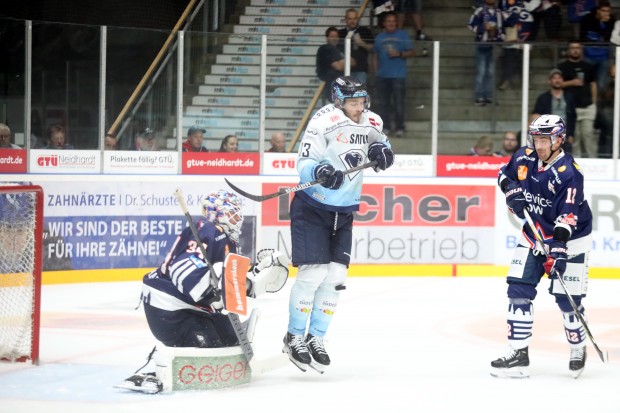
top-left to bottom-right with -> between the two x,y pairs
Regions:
331,76 -> 370,109
527,114 -> 566,148
201,190 -> 243,242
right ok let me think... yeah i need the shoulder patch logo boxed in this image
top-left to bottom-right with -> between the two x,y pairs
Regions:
369,118 -> 380,127
525,148 -> 534,155
335,132 -> 348,143
573,162 -> 581,170
518,165 -> 528,180
558,165 -> 566,172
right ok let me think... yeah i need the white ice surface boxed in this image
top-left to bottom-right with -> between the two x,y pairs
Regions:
0,277 -> 619,413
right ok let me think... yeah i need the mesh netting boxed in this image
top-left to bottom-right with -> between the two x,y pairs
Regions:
0,188 -> 37,362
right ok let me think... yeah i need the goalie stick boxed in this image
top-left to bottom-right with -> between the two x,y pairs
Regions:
225,160 -> 378,202
173,189 -> 254,362
523,209 -> 608,363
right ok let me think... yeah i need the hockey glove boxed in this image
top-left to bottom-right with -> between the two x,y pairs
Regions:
543,240 -> 568,279
368,142 -> 395,172
504,181 -> 526,219
313,163 -> 344,190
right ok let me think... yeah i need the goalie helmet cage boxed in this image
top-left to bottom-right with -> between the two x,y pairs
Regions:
0,184 -> 43,364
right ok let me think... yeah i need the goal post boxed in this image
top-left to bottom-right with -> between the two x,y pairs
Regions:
0,184 -> 43,364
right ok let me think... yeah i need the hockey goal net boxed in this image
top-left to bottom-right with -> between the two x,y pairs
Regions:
0,184 -> 43,364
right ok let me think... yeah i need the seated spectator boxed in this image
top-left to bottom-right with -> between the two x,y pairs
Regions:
104,133 -> 118,150
494,131 -> 520,156
532,68 -> 577,153
0,123 -> 21,148
219,135 -> 238,152
469,135 -> 494,155
267,132 -> 286,153
44,124 -> 74,149
316,26 -> 354,105
182,126 -> 209,152
135,128 -> 159,151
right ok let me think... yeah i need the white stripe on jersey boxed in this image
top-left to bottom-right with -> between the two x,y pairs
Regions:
142,284 -> 210,313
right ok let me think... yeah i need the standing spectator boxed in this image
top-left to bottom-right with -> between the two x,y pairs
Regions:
468,0 -> 505,106
44,124 -> 74,150
498,1 -> 535,91
338,9 -> 374,85
182,126 -> 209,152
267,132 -> 286,153
532,69 -> 577,152
579,0 -> 615,91
596,63 -> 615,157
316,27 -> 355,105
530,1 -> 563,43
0,123 -> 21,149
372,11 -> 415,136
397,0 -> 432,40
104,133 -> 117,150
135,128 -> 159,151
373,0 -> 396,29
557,41 -> 598,157
567,0 -> 598,38
469,135 -> 494,155
494,131 -> 520,156
219,135 -> 238,153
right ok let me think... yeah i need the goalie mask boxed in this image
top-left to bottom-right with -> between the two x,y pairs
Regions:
201,190 -> 243,242
331,76 -> 370,109
527,114 -> 566,148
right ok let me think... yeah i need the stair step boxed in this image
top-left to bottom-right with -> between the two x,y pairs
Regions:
249,0 -> 363,7
223,44 -> 319,55
233,25 -> 327,36
211,64 -> 315,76
240,15 -> 345,26
216,54 -> 315,66
186,106 -> 305,118
198,85 -> 316,98
204,74 -> 320,87
192,95 -> 312,107
244,5 -> 361,17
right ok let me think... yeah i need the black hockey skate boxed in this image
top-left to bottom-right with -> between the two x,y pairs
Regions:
114,372 -> 162,394
490,347 -> 530,379
569,346 -> 587,379
306,334 -> 330,374
283,332 -> 312,372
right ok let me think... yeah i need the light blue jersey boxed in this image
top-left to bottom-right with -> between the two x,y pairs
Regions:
296,103 -> 390,212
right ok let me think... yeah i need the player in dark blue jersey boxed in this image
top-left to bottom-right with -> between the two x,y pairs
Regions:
491,114 -> 592,379
121,190 -> 289,393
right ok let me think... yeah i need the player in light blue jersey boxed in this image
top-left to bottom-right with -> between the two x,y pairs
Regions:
283,76 -> 395,373
492,114 -> 593,379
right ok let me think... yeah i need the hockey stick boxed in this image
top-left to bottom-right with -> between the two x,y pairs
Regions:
523,209 -> 608,363
173,189 -> 254,363
225,160 -> 378,202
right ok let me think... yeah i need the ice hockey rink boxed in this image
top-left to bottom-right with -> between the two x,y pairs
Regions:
0,276 -> 619,413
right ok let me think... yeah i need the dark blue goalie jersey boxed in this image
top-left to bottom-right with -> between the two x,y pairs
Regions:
498,147 -> 593,246
142,219 -> 237,311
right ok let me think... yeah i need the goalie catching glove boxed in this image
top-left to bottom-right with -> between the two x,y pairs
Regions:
247,249 -> 290,298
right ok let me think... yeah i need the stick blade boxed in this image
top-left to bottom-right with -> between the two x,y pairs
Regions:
225,178 -> 279,202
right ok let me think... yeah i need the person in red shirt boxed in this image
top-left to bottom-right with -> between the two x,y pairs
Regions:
182,126 -> 209,152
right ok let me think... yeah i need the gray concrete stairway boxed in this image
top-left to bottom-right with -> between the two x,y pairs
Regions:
183,0 -> 569,154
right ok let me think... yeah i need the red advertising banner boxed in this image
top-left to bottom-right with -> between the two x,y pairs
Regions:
436,155 -> 509,177
262,183 -> 496,227
0,149 -> 27,173
182,152 -> 260,175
